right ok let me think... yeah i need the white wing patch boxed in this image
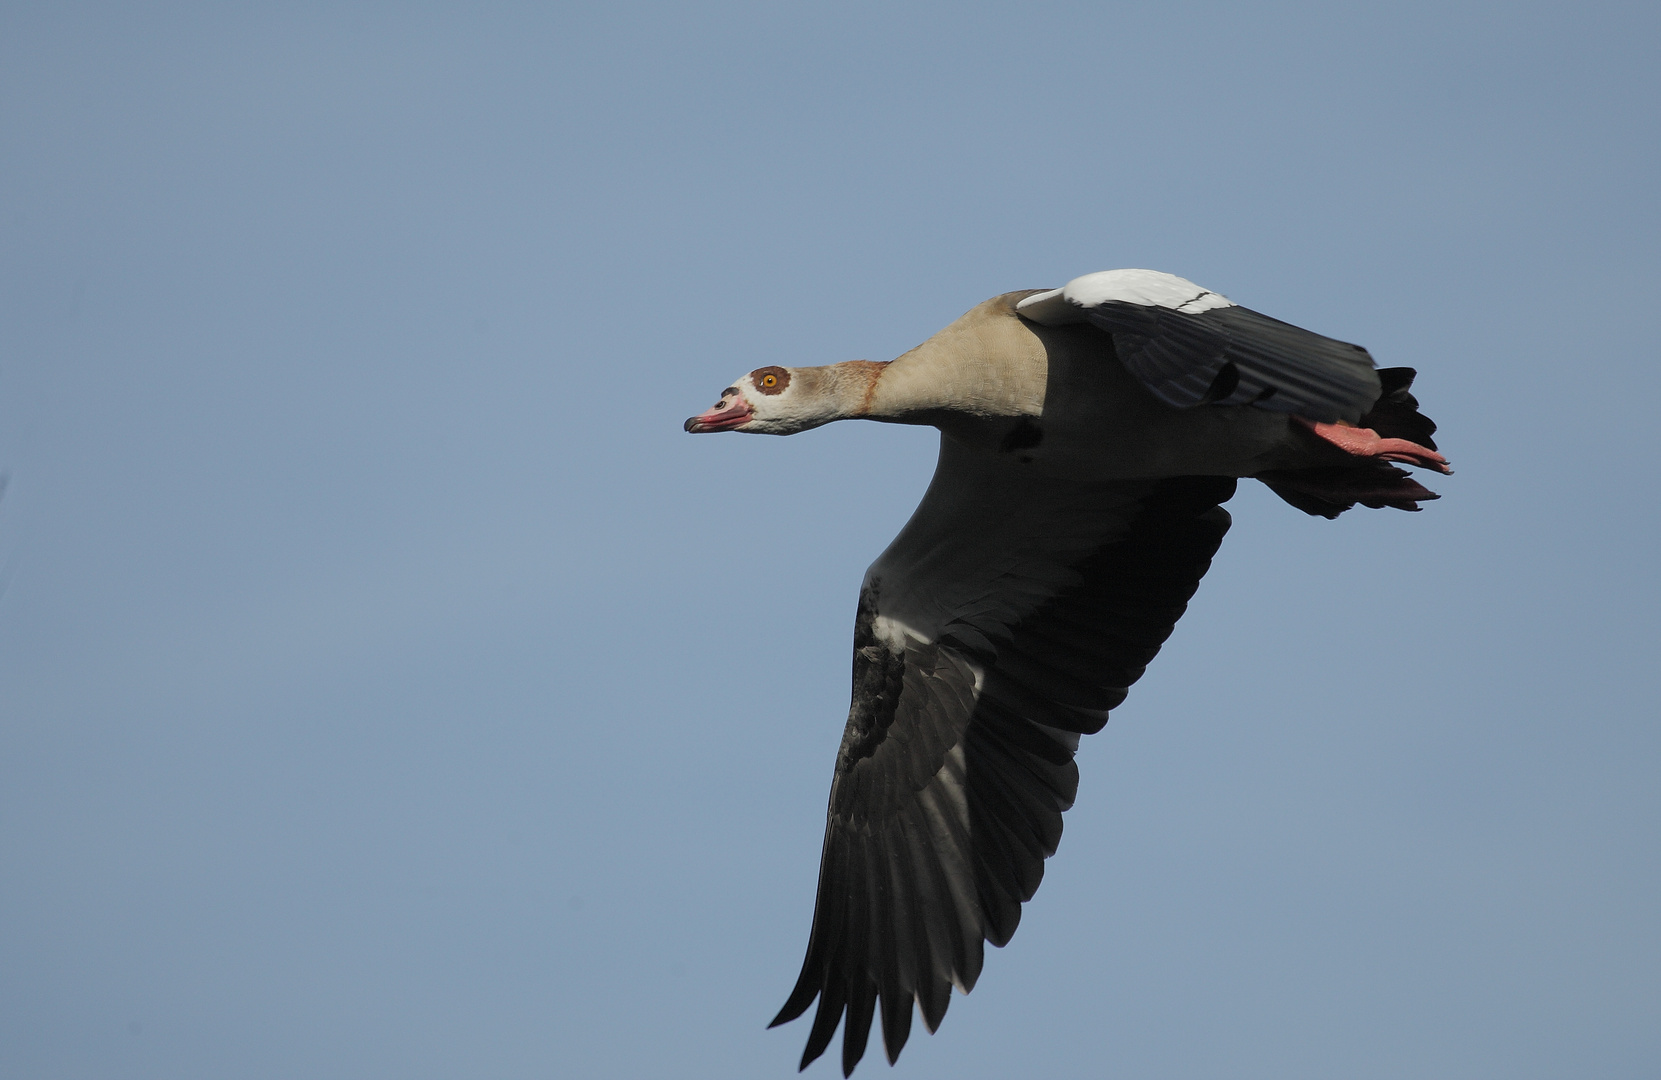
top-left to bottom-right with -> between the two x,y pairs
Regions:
872,610 -> 926,649
1016,269 -> 1236,325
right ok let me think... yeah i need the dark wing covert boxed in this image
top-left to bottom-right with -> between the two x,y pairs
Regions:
1080,302 -> 1381,424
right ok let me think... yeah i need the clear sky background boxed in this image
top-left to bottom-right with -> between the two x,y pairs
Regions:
2,3 -> 1657,1078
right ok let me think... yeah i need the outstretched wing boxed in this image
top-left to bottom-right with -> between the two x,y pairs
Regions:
1016,269 -> 1381,424
770,437 -> 1237,1075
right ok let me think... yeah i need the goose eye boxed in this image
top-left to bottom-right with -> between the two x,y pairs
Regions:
751,366 -> 791,395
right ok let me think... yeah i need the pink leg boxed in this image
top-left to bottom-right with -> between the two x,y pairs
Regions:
1297,418 -> 1451,473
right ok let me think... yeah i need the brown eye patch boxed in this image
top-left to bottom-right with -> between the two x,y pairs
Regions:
751,366 -> 790,395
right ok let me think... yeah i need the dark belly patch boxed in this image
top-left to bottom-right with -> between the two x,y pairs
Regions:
998,418 -> 1044,453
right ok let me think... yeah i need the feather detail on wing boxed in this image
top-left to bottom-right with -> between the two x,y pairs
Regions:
770,435 -> 1237,1075
1016,270 -> 1382,424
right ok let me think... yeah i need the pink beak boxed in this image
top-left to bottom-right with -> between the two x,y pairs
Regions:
684,396 -> 754,433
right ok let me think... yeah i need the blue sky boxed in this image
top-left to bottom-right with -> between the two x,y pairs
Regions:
2,3 -> 1657,1077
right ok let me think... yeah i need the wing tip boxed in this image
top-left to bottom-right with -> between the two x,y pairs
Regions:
770,980 -> 818,1029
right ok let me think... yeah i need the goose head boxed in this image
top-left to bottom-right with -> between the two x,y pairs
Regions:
685,362 -> 887,436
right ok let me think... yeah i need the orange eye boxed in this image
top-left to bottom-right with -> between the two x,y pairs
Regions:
751,366 -> 790,394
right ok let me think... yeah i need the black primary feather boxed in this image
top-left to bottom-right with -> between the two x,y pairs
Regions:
772,476 -> 1237,1074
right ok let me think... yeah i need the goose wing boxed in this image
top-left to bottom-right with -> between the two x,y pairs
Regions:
1016,269 -> 1381,423
770,436 -> 1236,1075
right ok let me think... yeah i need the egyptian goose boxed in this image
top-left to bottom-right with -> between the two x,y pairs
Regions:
684,270 -> 1448,1075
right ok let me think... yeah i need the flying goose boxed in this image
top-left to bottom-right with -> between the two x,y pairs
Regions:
684,269 -> 1448,1075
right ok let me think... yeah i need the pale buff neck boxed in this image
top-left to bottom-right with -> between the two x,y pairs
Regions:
784,360 -> 893,422
781,297 -> 1048,428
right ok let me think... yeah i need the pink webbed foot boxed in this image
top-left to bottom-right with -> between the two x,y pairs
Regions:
1297,418 -> 1452,474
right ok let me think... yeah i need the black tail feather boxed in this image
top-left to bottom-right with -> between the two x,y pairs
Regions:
1260,463 -> 1440,518
1363,367 -> 1437,450
1260,367 -> 1443,517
